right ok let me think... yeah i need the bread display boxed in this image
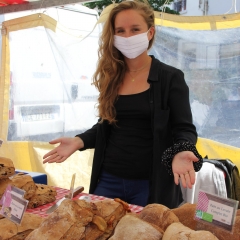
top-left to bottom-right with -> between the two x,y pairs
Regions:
0,157 -> 15,179
5,193 -> 240,240
26,198 -> 131,240
162,222 -> 218,240
109,213 -> 164,240
0,212 -> 43,240
0,156 -> 235,239
0,157 -> 57,209
27,183 -> 57,209
11,173 -> 37,200
26,198 -> 108,240
138,203 -> 179,231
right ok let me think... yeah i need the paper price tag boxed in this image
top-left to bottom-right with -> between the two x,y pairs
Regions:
195,190 -> 239,232
0,185 -> 28,225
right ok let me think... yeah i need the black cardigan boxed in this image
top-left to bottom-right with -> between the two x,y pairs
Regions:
77,56 -> 198,208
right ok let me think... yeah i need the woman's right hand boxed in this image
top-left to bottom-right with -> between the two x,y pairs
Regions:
43,137 -> 84,164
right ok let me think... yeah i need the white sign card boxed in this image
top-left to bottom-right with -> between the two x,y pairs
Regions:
195,190 -> 239,232
0,184 -> 28,225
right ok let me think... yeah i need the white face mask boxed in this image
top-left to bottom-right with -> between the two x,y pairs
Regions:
114,30 -> 149,59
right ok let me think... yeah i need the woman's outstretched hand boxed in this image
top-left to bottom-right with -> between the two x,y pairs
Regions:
43,137 -> 84,164
172,151 -> 199,189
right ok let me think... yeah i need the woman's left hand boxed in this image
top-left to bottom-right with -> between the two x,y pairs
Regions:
172,151 -> 199,189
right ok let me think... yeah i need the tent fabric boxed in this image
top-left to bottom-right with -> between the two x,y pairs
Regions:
101,4 -> 240,30
0,4 -> 239,190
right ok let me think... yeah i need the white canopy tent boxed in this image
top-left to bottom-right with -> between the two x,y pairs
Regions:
0,2 -> 239,191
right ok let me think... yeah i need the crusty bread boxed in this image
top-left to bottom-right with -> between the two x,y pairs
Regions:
138,203 -> 179,231
11,173 -> 37,200
0,157 -> 15,179
88,198 -> 129,239
27,184 -> 56,208
171,203 -> 197,230
26,198 -> 107,240
109,213 -> 164,240
0,212 -> 43,240
0,178 -> 12,201
163,222 -> 218,240
26,198 -> 129,240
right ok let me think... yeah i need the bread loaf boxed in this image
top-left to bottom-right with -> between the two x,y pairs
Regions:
171,203 -> 197,230
0,157 -> 15,179
109,213 -> 164,240
0,212 -> 43,240
163,222 -> 219,240
26,198 -> 107,240
27,184 -> 56,208
11,173 -> 37,200
0,178 -> 12,201
138,203 -> 179,231
89,198 -> 130,239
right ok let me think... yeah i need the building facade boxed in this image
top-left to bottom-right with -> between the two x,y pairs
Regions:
170,0 -> 240,16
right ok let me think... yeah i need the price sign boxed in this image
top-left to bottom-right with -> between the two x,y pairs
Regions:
0,185 -> 28,225
195,190 -> 239,232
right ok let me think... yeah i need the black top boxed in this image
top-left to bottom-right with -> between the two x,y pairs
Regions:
103,89 -> 153,179
77,55 -> 197,208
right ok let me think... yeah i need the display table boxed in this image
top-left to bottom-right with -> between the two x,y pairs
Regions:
26,187 -> 143,218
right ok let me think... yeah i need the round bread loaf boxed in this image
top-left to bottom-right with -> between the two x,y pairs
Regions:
163,222 -> 219,240
171,203 -> 197,230
109,213 -> 164,240
138,203 -> 179,231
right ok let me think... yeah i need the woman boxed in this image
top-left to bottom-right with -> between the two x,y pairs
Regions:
43,1 -> 202,208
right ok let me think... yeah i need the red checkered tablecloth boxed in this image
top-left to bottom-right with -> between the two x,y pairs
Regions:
26,187 -> 143,218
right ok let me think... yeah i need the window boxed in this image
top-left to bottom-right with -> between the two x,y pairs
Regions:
174,0 -> 187,12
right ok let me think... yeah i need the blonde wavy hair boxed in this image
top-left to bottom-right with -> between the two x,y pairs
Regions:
93,1 -> 155,124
